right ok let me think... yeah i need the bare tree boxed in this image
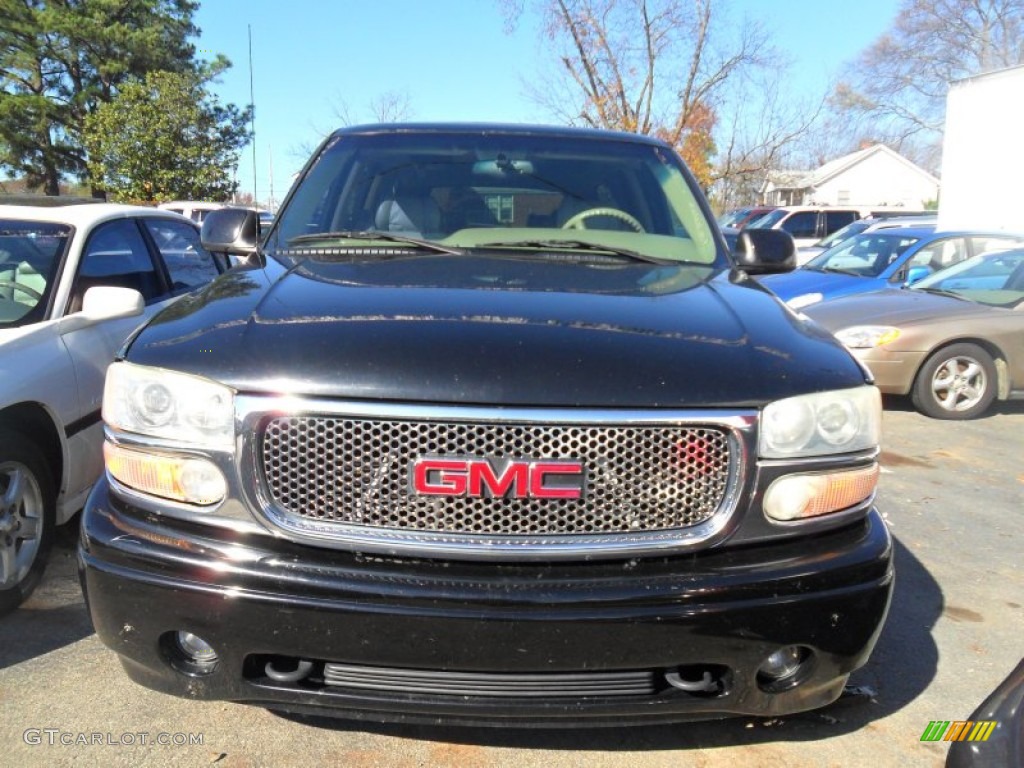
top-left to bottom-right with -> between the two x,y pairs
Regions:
367,90 -> 414,124
502,0 -> 811,194
834,0 -> 1024,168
289,90 -> 415,162
710,63 -> 829,210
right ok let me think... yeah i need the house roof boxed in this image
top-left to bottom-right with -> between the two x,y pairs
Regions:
763,145 -> 940,194
762,170 -> 812,190
809,144 -> 939,187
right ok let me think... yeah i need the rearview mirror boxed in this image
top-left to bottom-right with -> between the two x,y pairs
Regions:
732,229 -> 796,274
201,208 -> 260,261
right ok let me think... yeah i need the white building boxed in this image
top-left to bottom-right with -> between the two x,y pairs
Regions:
938,64 -> 1024,232
762,144 -> 940,210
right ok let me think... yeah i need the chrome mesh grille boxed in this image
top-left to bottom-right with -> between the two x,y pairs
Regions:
259,416 -> 732,537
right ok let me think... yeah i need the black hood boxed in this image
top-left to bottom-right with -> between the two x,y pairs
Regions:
127,255 -> 867,408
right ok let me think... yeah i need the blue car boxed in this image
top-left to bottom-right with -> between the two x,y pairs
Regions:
759,227 -> 1024,309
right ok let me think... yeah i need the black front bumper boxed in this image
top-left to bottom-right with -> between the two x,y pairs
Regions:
79,478 -> 893,727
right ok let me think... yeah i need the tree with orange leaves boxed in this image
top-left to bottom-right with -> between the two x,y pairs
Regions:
502,0 -> 768,190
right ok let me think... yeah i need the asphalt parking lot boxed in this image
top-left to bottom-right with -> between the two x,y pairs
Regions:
1,398 -> 1021,768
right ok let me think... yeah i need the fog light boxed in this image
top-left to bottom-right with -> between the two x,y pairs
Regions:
176,631 -> 217,663
757,645 -> 812,691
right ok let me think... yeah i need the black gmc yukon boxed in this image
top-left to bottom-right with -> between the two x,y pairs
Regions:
79,124 -> 893,727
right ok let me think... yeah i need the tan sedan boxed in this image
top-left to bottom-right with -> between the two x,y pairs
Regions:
804,247 -> 1024,419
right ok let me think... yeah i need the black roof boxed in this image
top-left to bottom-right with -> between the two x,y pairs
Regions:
329,122 -> 669,148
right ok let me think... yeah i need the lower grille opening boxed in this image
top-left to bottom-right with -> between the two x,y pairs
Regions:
245,655 -> 731,700
323,664 -> 658,698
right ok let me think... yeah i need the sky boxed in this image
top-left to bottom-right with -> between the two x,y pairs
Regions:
193,0 -> 904,207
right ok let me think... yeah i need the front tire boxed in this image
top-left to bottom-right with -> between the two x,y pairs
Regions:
911,343 -> 997,420
0,428 -> 55,616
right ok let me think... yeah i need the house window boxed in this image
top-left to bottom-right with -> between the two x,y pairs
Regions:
485,194 -> 515,224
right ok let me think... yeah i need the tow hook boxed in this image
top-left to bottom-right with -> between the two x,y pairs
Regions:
265,659 -> 314,683
665,669 -> 719,693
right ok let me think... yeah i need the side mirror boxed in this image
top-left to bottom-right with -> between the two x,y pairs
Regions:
733,229 -> 796,274
904,265 -> 932,285
201,208 -> 260,261
60,286 -> 144,334
82,286 -> 144,320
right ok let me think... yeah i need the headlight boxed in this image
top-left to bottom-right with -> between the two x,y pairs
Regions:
760,387 -> 880,458
834,325 -> 901,349
104,362 -> 234,448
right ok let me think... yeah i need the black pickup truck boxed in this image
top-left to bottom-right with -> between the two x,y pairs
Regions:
79,124 -> 892,727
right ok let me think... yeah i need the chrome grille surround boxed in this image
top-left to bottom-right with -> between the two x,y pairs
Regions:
237,396 -> 756,561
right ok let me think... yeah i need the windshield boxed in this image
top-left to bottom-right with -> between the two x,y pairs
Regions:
746,209 -> 786,229
717,208 -> 751,228
814,220 -> 869,249
0,220 -> 71,327
805,232 -> 920,277
269,131 -> 720,265
912,247 -> 1024,308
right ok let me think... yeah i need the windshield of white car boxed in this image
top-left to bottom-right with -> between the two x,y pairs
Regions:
0,220 -> 71,327
269,131 -> 721,267
805,233 -> 920,277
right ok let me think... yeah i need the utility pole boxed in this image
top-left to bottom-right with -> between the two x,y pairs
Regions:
248,24 -> 257,207
268,143 -> 275,211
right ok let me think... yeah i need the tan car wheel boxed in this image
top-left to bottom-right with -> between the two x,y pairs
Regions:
911,343 -> 997,420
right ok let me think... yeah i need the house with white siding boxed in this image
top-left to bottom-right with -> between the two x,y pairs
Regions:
761,145 -> 940,210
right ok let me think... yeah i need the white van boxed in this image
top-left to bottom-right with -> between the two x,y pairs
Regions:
746,206 -> 864,248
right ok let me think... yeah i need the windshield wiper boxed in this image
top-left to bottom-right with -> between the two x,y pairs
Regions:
285,230 -> 464,256
475,239 -> 677,265
821,266 -> 864,277
912,286 -> 968,301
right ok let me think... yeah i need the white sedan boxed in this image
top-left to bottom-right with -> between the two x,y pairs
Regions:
0,202 -> 227,614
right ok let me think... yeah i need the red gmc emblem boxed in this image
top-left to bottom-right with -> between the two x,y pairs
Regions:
410,457 -> 585,499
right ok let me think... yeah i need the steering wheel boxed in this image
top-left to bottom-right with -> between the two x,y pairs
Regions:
0,280 -> 43,300
562,207 -> 646,233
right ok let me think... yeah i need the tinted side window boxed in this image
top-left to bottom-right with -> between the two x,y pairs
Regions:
824,211 -> 858,235
144,218 -> 221,291
71,219 -> 164,312
781,211 -> 818,238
